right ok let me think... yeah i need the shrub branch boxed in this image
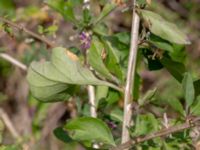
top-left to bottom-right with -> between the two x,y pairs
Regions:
122,0 -> 140,145
0,17 -> 55,48
112,117 -> 200,150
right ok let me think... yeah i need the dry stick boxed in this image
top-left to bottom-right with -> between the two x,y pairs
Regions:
112,117 -> 200,150
0,53 -> 27,71
0,17 -> 55,48
121,0 -> 140,145
0,108 -> 20,139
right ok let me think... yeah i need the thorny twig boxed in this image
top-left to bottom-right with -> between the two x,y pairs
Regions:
112,117 -> 200,150
0,17 -> 55,48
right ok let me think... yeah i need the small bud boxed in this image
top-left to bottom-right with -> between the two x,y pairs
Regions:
79,32 -> 91,50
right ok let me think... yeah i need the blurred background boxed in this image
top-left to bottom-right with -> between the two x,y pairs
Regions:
0,0 -> 199,149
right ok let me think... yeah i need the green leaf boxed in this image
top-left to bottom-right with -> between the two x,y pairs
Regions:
0,0 -> 15,15
83,8 -> 92,25
106,90 -> 120,106
65,117 -> 116,147
138,88 -> 157,106
110,108 -> 123,122
149,34 -> 173,52
113,32 -> 130,45
191,96 -> 200,116
166,99 -> 185,116
102,39 -> 124,82
93,3 -> 116,25
182,72 -> 195,108
169,44 -> 186,63
163,142 -> 178,150
53,127 -> 74,143
50,47 -> 117,88
62,48 -> 115,85
27,64 -> 71,102
46,25 -> 58,35
96,86 -> 108,107
93,23 -> 109,36
27,47 -> 120,102
161,56 -> 186,82
88,38 -> 119,83
46,0 -> 77,24
132,113 -> 159,137
141,10 -> 190,45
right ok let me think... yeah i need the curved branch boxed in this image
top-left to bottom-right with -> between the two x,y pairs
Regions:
0,53 -> 27,71
0,17 -> 55,48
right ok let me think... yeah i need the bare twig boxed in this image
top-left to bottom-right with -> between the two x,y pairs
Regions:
0,108 -> 20,139
121,0 -> 140,145
0,17 -> 55,48
0,53 -> 27,71
112,117 -> 200,150
87,85 -> 97,117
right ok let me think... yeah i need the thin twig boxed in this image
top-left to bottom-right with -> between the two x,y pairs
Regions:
112,117 -> 200,150
83,0 -> 97,118
0,17 -> 55,48
0,108 -> 20,139
87,85 -> 97,117
84,0 -> 98,147
0,53 -> 27,71
121,0 -> 140,145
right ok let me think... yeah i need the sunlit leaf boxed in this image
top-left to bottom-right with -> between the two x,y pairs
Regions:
65,117 -> 116,147
141,10 -> 190,45
95,86 -> 108,107
27,64 -> 71,102
27,47 -> 120,102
